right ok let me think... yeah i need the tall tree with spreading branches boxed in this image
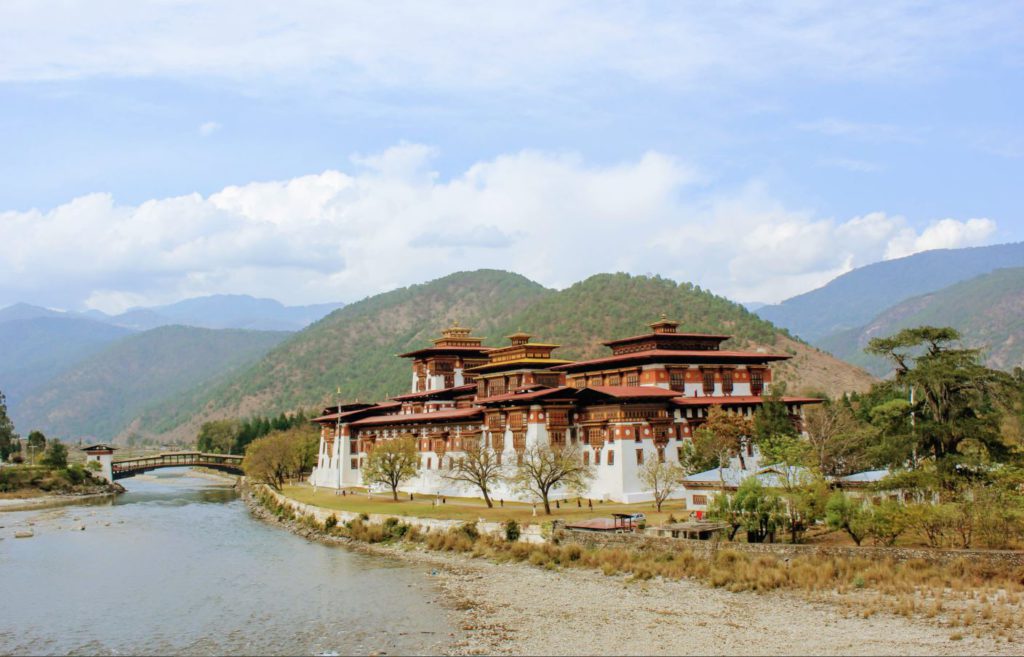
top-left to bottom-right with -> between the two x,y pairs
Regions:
867,326 -> 1014,472
443,441 -> 503,508
509,444 -> 593,514
639,457 -> 684,512
361,435 -> 420,501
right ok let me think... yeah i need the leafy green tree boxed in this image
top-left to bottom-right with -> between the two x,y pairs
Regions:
777,471 -> 829,544
753,383 -> 798,447
242,427 -> 312,490
197,419 -> 240,454
27,430 -> 46,450
826,491 -> 869,546
707,490 -> 743,540
41,439 -> 68,469
361,436 -> 420,501
863,500 -> 909,547
0,390 -> 18,462
733,477 -> 783,543
867,326 -> 1014,474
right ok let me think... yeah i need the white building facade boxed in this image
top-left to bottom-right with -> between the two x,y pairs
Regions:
310,319 -> 819,503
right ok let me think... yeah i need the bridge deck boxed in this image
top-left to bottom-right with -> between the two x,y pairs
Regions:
112,451 -> 244,480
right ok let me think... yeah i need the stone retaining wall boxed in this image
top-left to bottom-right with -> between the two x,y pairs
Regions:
562,529 -> 1024,569
261,486 -> 545,543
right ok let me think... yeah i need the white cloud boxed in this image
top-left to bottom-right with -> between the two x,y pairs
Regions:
0,145 -> 999,312
198,121 -> 221,137
884,218 -> 997,259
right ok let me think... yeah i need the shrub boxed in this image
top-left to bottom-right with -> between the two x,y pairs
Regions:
458,521 -> 480,541
383,517 -> 411,540
504,519 -> 521,542
324,514 -> 338,531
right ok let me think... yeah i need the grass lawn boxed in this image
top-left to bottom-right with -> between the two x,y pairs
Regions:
281,483 -> 688,526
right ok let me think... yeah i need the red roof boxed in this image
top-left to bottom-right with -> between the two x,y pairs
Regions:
397,345 -> 492,358
602,331 -> 730,346
349,407 -> 483,427
311,401 -> 401,423
583,386 -> 682,399
391,384 -> 476,401
671,395 -> 823,406
550,349 -> 790,371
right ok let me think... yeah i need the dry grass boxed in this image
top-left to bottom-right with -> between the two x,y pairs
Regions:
257,487 -> 1024,642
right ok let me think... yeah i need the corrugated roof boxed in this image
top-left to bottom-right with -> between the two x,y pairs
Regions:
840,469 -> 891,484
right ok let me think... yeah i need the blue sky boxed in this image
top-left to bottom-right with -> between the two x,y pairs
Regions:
0,1 -> 1021,312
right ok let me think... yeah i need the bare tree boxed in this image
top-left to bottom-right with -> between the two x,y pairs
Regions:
443,441 -> 502,507
803,402 -> 872,477
508,443 -> 593,514
639,458 -> 684,512
361,436 -> 420,501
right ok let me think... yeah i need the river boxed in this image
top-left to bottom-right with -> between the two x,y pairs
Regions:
0,470 -> 454,656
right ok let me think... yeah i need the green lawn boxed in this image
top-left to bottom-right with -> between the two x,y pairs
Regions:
281,484 -> 687,526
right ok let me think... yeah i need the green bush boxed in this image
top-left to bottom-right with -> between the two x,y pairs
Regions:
324,514 -> 338,531
504,519 -> 521,542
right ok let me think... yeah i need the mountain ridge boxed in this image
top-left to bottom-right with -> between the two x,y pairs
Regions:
756,242 -> 1024,341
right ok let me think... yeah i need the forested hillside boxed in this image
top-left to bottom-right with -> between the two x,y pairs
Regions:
141,270 -> 873,443
14,326 -> 289,441
757,242 -> 1024,341
0,317 -> 133,408
818,268 -> 1024,376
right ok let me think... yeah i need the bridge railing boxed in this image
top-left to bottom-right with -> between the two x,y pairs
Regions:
111,451 -> 244,475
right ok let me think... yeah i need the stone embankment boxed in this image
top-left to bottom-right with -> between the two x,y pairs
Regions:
258,485 -> 546,542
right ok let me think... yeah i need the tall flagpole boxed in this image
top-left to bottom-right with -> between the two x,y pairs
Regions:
336,386 -> 343,491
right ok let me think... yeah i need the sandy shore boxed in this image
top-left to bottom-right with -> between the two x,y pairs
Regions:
0,491 -> 118,512
244,490 -> 1016,656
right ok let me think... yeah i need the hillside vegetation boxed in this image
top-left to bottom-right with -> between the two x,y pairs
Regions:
819,268 -> 1024,376
14,326 -> 289,441
757,242 -> 1024,341
142,270 -> 873,443
0,317 -> 132,408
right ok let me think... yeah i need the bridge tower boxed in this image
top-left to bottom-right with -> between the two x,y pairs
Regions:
83,444 -> 116,482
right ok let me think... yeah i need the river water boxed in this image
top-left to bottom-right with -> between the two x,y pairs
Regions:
0,470 -> 454,656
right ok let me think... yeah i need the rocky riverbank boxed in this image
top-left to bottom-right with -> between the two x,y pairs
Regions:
243,486 -> 1016,656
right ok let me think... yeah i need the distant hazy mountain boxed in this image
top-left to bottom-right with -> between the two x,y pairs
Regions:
13,325 -> 289,441
757,242 -> 1024,341
0,316 -> 133,408
0,303 -> 67,323
110,294 -> 344,331
818,268 -> 1024,376
0,294 -> 344,332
